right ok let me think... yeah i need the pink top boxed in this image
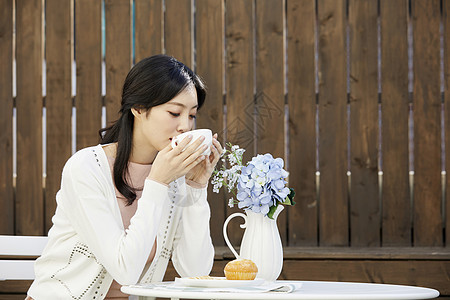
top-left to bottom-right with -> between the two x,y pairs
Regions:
105,157 -> 156,300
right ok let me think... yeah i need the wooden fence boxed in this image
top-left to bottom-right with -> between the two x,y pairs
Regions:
1,0 -> 450,298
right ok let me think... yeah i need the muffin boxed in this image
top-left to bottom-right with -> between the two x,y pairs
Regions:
224,259 -> 258,280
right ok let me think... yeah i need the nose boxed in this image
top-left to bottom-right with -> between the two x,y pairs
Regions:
177,115 -> 191,133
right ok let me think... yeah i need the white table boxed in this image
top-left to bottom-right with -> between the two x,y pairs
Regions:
121,280 -> 439,300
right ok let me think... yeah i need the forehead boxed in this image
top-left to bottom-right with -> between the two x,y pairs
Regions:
166,84 -> 198,109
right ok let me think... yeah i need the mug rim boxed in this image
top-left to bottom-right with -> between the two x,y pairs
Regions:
174,128 -> 212,139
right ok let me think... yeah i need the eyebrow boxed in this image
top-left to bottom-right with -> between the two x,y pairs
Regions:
167,102 -> 198,109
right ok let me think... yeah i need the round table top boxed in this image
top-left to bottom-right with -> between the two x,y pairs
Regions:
121,280 -> 439,300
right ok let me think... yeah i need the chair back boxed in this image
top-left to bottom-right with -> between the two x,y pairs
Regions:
0,235 -> 48,280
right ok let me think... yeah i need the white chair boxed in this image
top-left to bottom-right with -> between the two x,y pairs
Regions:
0,235 -> 48,280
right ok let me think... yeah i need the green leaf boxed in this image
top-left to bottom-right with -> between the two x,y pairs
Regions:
282,188 -> 296,206
267,204 -> 278,219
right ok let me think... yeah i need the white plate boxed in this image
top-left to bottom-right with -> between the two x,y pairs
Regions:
175,277 -> 265,288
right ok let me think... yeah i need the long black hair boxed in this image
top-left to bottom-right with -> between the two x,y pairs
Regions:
99,54 -> 206,205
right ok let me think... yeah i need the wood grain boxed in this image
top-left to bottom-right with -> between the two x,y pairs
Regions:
317,0 -> 348,246
214,245 -> 450,260
75,0 -> 102,149
165,0 -> 192,68
0,280 -> 32,294
348,0 -> 380,246
255,0 -> 285,158
15,0 -> 44,235
105,0 -> 132,123
380,0 -> 411,246
195,0 -> 225,247
280,260 -> 449,295
255,0 -> 287,244
135,0 -> 163,62
0,0 -> 14,234
412,0 -> 442,246
45,0 -> 73,233
224,0 -> 255,248
287,0 -> 317,246
444,0 -> 450,249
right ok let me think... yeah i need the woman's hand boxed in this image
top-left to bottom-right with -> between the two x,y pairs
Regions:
148,135 -> 209,185
185,133 -> 223,186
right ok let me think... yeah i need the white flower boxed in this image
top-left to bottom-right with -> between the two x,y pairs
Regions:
227,153 -> 238,166
231,144 -> 240,152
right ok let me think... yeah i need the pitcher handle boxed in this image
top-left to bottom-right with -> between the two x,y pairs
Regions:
223,212 -> 247,260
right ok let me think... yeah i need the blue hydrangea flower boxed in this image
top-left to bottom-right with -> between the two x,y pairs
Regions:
211,143 -> 294,218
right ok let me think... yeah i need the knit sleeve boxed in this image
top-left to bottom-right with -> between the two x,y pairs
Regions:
58,154 -> 169,285
171,183 -> 214,277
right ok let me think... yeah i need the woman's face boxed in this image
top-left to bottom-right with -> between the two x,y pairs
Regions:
132,84 -> 199,154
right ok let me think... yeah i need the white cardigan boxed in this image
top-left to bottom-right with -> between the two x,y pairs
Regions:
28,145 -> 214,300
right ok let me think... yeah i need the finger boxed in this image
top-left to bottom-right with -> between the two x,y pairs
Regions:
212,139 -> 223,156
206,151 -> 214,166
186,136 -> 205,151
210,147 -> 221,165
182,144 -> 209,167
180,136 -> 206,158
177,134 -> 193,148
209,144 -> 219,159
161,141 -> 174,153
209,145 -> 216,159
212,138 -> 222,149
172,134 -> 193,155
185,154 -> 207,171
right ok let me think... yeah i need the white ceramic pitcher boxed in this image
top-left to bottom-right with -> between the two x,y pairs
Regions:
223,205 -> 284,282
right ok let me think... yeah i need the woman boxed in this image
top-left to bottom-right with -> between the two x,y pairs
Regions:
27,54 -> 222,299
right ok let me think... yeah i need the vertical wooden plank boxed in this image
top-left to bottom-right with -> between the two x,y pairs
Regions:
165,0 -> 192,68
105,0 -> 132,123
412,0 -> 442,246
255,0 -> 286,243
75,0 -> 102,149
255,0 -> 285,158
45,0 -> 73,233
445,0 -> 450,248
16,0 -> 43,235
287,0 -> 317,246
196,0 -> 225,247
0,0 -> 14,234
348,0 -> 379,246
224,0 -> 255,246
317,0 -> 348,246
380,0 -> 411,246
135,0 -> 163,62
225,0 -> 255,161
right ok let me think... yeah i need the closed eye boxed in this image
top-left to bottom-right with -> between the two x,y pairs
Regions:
169,112 -> 196,119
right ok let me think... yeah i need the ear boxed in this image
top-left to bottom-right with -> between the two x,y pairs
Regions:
131,107 -> 144,120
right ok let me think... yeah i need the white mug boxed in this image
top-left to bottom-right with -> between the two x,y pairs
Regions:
171,129 -> 212,156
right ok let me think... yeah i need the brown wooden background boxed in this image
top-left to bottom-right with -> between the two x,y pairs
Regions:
1,0 -> 450,298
